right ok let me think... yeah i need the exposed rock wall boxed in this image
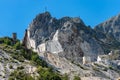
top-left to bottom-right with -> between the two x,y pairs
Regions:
37,40 -> 63,54
94,14 -> 120,52
23,12 -> 104,73
95,14 -> 120,41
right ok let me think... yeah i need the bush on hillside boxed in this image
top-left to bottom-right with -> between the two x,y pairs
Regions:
73,76 -> 81,80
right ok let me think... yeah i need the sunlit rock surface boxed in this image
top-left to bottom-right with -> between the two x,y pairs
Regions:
23,12 -> 120,80
23,12 -> 104,70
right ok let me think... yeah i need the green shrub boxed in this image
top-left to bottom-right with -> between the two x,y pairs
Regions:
9,65 -> 13,69
73,76 -> 81,80
62,73 -> 69,80
37,66 -> 63,80
8,77 -> 15,80
50,74 -> 62,80
0,37 -> 12,45
109,66 -> 114,70
31,53 -> 48,67
14,41 -> 21,49
17,66 -> 24,70
9,70 -> 34,80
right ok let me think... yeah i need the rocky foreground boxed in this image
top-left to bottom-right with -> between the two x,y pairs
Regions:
0,49 -> 38,80
0,38 -> 67,80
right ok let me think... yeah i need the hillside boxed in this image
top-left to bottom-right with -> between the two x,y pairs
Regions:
1,37 -> 120,80
0,37 -> 68,80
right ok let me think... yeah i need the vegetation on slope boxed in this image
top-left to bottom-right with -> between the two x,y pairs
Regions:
0,37 -> 68,80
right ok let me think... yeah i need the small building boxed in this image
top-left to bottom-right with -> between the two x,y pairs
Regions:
97,55 -> 109,62
97,55 -> 111,65
83,56 -> 91,64
12,33 -> 17,45
108,51 -> 114,56
12,33 -> 17,41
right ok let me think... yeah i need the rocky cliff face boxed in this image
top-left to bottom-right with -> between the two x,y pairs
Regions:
23,12 -> 104,70
22,12 -> 120,80
94,14 -> 120,52
95,14 -> 120,41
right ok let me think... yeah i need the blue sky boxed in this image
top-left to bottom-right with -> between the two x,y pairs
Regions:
0,0 -> 120,39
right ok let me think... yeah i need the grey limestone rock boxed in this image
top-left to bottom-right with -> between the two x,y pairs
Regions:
22,12 -> 120,80
23,12 -> 104,65
94,14 -> 120,52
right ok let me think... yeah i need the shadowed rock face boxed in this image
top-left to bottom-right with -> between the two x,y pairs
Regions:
95,14 -> 120,41
23,12 -> 104,70
94,14 -> 120,52
95,15 -> 120,42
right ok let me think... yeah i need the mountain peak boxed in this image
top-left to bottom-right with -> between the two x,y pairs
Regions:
60,16 -> 85,26
39,11 -> 51,17
24,11 -> 104,66
21,12 -> 120,80
95,13 -> 120,41
33,11 -> 52,22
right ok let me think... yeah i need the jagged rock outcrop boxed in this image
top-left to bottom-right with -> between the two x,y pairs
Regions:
94,14 -> 120,52
95,14 -> 120,41
23,12 -> 104,72
22,12 -> 120,80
